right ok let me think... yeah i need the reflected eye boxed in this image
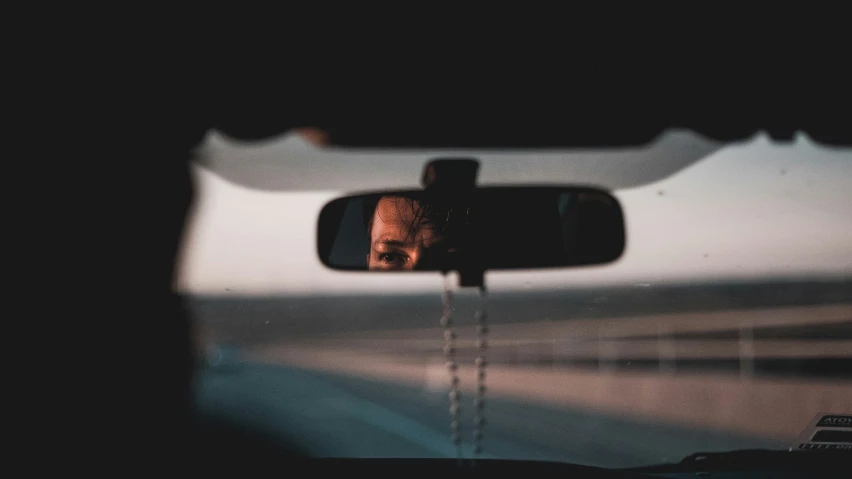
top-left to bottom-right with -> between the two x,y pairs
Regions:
378,252 -> 408,268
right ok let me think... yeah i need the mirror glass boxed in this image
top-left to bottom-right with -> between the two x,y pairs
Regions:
317,187 -> 626,272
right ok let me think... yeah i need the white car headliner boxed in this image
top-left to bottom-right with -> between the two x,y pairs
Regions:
178,130 -> 852,295
192,129 -> 726,192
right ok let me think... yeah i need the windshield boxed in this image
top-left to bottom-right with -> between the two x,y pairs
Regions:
181,131 -> 851,468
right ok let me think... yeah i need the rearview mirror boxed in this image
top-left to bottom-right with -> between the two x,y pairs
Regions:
317,187 -> 626,272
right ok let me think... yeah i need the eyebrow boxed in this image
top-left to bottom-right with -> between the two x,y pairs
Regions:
373,238 -> 410,247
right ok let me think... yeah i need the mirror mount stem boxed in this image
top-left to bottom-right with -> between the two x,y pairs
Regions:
458,268 -> 485,289
421,157 -> 480,191
423,158 -> 485,289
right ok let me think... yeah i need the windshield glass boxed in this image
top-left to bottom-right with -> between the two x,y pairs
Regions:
181,131 -> 851,468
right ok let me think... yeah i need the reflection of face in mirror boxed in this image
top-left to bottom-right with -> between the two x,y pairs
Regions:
367,196 -> 447,271
319,187 -> 625,271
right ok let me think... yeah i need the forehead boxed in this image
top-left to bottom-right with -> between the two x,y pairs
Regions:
374,196 -> 420,222
371,196 -> 438,241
